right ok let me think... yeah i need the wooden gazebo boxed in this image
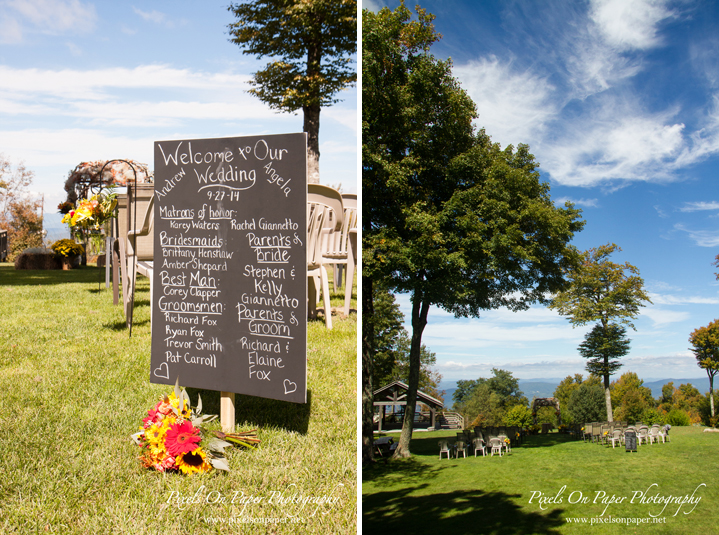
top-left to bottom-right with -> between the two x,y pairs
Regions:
373,380 -> 444,431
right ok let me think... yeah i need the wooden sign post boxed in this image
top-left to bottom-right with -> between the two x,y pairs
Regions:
150,134 -> 308,427
221,392 -> 235,433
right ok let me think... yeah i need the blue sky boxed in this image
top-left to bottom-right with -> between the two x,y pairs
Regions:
367,0 -> 719,383
0,0 -> 357,239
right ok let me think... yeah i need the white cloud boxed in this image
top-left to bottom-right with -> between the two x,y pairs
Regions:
589,0 -> 674,51
555,197 -> 599,208
542,105 -> 687,186
674,224 -> 719,247
449,2 -> 719,189
0,11 -> 22,43
132,7 -> 167,24
362,0 -> 384,13
679,201 -> 719,212
641,306 -> 691,325
0,65 -> 252,100
0,0 -> 96,42
453,56 -> 557,148
649,293 -> 719,305
323,106 -> 358,134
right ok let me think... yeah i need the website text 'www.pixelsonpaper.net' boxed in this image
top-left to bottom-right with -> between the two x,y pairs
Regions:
565,516 -> 667,526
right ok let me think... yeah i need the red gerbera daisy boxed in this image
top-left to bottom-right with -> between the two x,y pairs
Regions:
142,408 -> 159,428
164,420 -> 201,456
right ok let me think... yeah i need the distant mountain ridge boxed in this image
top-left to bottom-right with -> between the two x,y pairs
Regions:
437,378 -> 711,409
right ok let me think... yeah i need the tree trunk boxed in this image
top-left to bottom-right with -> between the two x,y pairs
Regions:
303,104 -> 321,184
710,372 -> 715,422
361,275 -> 376,465
303,38 -> 322,184
393,293 -> 429,459
604,372 -> 613,423
601,319 -> 613,422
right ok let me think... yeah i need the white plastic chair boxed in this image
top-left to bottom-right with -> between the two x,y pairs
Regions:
489,437 -> 503,457
438,440 -> 451,460
307,202 -> 333,329
473,437 -> 486,457
308,185 -> 344,308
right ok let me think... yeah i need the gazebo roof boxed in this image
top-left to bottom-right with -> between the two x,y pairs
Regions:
373,380 -> 444,410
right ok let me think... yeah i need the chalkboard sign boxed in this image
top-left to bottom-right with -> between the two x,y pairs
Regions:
150,133 -> 307,404
625,430 -> 637,452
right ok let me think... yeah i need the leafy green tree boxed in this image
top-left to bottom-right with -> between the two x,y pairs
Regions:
0,155 -> 42,260
698,391 -> 719,427
227,0 -> 357,183
553,374 -> 584,425
2,199 -> 43,260
661,381 -> 675,404
453,379 -> 479,408
689,319 -> 719,420
614,389 -> 649,423
672,383 -> 702,423
363,3 -> 583,458
505,404 -> 533,428
568,383 -> 606,424
466,385 -> 506,427
610,371 -> 653,415
579,324 -> 630,388
460,369 -> 528,425
390,332 -> 443,403
550,244 -> 651,422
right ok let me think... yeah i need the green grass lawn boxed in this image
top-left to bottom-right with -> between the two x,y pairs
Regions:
0,263 -> 357,534
363,428 -> 719,534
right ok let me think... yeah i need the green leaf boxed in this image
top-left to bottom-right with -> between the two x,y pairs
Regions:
192,414 -> 217,427
196,393 -> 203,414
174,376 -> 181,401
206,438 -> 233,454
209,456 -> 230,471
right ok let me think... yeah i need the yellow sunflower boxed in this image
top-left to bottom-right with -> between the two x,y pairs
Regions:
176,448 -> 212,475
145,422 -> 168,445
168,392 -> 192,419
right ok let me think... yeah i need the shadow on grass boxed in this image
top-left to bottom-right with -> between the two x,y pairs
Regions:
363,457 -> 443,487
103,318 -> 150,331
362,484 -> 564,535
186,388 -> 312,434
521,433 -> 578,449
363,484 -> 564,535
0,264 -> 105,285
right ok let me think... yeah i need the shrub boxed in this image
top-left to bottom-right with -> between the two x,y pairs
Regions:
665,408 -> 691,426
640,407 -> 664,426
504,404 -> 532,428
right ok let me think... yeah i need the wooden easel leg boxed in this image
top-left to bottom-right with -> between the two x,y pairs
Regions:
221,392 -> 235,433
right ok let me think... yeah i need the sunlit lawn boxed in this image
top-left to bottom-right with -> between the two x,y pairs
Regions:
363,427 -> 719,534
0,263 -> 357,534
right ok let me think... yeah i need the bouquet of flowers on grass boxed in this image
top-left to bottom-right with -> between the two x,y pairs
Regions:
51,239 -> 84,258
61,187 -> 118,231
131,380 -> 260,474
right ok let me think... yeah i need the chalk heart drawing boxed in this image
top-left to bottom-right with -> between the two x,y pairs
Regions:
283,379 -> 297,395
153,362 -> 170,380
